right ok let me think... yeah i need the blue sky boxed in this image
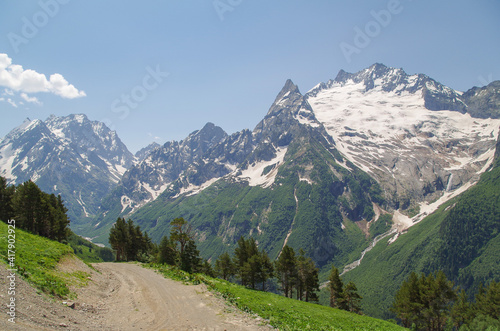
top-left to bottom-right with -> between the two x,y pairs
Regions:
1,0 -> 499,153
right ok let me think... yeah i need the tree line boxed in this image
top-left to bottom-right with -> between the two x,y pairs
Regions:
109,217 -> 366,312
214,237 -> 325,303
0,177 -> 70,242
392,270 -> 500,330
109,217 -> 213,275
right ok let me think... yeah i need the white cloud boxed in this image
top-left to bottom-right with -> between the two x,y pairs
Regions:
20,92 -> 41,105
6,98 -> 17,108
0,53 -> 86,99
148,132 -> 162,141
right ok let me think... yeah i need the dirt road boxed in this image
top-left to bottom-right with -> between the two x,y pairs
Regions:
0,260 -> 271,330
96,263 -> 270,330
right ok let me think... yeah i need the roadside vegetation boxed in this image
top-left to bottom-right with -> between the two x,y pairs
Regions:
0,176 -> 113,298
0,221 -> 79,298
147,262 -> 405,330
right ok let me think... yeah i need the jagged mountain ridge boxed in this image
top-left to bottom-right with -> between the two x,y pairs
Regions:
0,64 -> 498,271
86,64 -> 499,270
0,114 -> 135,230
115,80 -> 382,269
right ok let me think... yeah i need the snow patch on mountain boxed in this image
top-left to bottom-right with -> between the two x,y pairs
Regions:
173,176 -> 221,199
237,146 -> 287,188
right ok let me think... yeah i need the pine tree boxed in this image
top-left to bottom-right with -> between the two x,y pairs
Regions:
233,236 -> 249,284
391,271 -> 423,328
199,260 -> 215,277
0,176 -> 15,222
392,271 -> 457,330
303,257 -> 319,302
276,245 -> 297,298
233,236 -> 259,286
242,254 -> 261,289
109,218 -> 130,261
12,180 -> 42,233
158,235 -> 178,265
343,281 -> 362,314
53,194 -> 70,242
423,270 -> 456,330
257,250 -> 274,292
215,252 -> 235,281
451,289 -> 473,329
3,179 -> 69,242
180,238 -> 201,273
329,265 -> 344,309
296,249 -> 319,302
475,280 -> 500,321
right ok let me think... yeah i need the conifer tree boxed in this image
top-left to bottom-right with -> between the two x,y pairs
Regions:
180,238 -> 201,273
257,250 -> 274,292
109,217 -> 130,261
329,265 -> 344,309
451,289 -> 473,329
215,252 -> 236,281
158,235 -> 178,265
10,180 -> 70,242
343,281 -> 362,314
241,254 -> 261,289
475,280 -> 500,321
296,249 -> 319,302
392,271 -> 456,330
276,245 -> 297,298
233,236 -> 259,286
0,176 -> 15,222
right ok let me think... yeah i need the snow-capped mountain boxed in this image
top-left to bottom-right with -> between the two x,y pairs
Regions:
1,64 -> 498,269
89,77 -> 381,266
90,122 -> 230,232
306,64 -> 500,222
87,64 -> 499,264
0,114 -> 135,230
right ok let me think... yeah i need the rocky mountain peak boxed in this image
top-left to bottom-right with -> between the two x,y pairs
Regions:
307,63 -> 467,113
462,80 -> 500,119
182,122 -> 227,155
135,142 -> 161,162
254,79 -> 323,146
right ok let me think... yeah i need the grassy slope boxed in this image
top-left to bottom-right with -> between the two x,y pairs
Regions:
340,160 -> 500,319
0,221 -> 90,298
67,231 -> 115,263
148,263 -> 405,330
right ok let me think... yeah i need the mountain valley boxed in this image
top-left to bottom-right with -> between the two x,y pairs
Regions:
1,63 -> 499,319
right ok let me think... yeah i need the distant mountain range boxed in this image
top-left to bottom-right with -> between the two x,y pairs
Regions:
1,64 -> 499,276
0,114 -> 135,230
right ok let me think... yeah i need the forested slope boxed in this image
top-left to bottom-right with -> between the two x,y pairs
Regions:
341,137 -> 500,319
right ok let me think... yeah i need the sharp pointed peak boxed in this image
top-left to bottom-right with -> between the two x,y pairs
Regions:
272,79 -> 302,105
281,79 -> 300,93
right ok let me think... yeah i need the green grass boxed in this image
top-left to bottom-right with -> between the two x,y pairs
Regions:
67,231 -> 115,263
146,263 -> 405,330
145,263 -> 202,284
0,221 -> 84,298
